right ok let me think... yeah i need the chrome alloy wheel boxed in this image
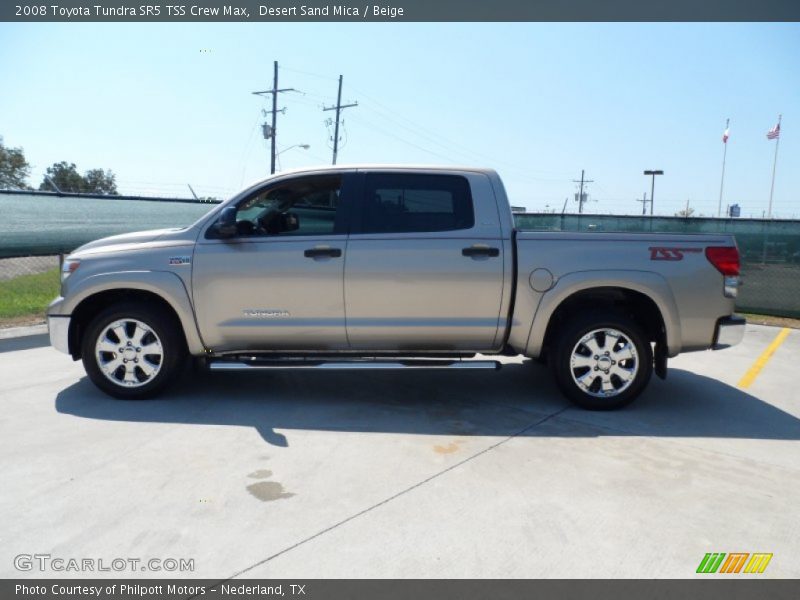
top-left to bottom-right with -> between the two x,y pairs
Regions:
569,328 -> 639,398
94,319 -> 163,388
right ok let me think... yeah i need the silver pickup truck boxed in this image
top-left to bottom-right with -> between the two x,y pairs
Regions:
47,166 -> 744,409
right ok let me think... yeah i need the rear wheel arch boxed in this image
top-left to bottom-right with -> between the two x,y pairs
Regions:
541,286 -> 668,358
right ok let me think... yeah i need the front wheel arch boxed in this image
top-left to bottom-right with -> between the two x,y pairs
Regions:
69,289 -> 188,360
81,301 -> 187,399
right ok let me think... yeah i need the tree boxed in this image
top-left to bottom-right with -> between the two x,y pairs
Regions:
675,207 -> 695,218
39,162 -> 119,195
83,168 -> 118,195
40,162 -> 85,193
0,136 -> 32,190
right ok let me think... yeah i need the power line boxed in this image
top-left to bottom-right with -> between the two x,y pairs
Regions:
345,82 -> 573,182
280,65 -> 339,82
285,77 -> 572,184
345,113 -> 461,163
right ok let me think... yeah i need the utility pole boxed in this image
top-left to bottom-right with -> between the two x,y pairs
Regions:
252,61 -> 296,174
643,170 -> 664,216
572,169 -> 594,214
636,192 -> 648,215
323,75 -> 358,165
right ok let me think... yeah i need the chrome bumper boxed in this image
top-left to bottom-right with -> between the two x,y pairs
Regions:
47,315 -> 71,354
713,315 -> 746,349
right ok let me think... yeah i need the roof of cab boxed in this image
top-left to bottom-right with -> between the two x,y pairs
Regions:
272,164 -> 497,176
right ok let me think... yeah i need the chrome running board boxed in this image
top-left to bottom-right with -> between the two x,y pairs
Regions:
208,358 -> 500,371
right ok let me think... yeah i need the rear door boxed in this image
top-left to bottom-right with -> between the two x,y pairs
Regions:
192,172 -> 355,352
344,171 -> 506,351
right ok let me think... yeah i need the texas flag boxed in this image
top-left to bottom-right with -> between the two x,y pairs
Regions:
722,119 -> 730,143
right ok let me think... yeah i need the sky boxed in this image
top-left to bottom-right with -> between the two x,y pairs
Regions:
0,22 -> 798,217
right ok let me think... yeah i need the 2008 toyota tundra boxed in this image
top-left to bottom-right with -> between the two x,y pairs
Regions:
47,166 -> 745,409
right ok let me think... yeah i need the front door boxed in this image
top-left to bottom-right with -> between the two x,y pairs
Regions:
192,173 -> 354,352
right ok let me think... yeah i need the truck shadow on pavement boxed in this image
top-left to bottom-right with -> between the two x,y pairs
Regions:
55,361 -> 800,447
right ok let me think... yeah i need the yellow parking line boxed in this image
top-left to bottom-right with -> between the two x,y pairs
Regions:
738,328 -> 791,389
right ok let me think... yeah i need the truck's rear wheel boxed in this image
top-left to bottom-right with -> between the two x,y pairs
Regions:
551,311 -> 652,410
81,303 -> 185,399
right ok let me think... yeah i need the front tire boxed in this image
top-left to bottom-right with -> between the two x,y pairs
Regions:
81,303 -> 186,399
551,311 -> 652,410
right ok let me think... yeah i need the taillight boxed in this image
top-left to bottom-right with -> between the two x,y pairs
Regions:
705,246 -> 740,276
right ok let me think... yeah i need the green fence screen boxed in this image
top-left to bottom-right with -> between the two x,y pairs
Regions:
1,192 -> 216,257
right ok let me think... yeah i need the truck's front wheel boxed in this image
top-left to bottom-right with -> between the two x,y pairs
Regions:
81,303 -> 185,399
551,311 -> 652,410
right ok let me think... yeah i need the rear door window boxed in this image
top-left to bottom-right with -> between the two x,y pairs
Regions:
360,174 -> 474,234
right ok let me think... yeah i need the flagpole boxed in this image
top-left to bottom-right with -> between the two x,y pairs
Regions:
767,114 -> 781,219
717,118 -> 729,218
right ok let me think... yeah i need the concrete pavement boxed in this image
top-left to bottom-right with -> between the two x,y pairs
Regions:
0,324 -> 797,578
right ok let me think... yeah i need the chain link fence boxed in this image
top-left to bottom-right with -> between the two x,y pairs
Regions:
0,255 -> 60,281
0,255 -> 61,324
2,192 -> 799,323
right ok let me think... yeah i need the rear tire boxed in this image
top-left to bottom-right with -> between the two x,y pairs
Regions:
550,311 -> 652,410
81,302 -> 186,400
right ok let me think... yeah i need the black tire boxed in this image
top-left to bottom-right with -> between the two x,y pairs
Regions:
81,302 -> 186,400
550,310 -> 653,410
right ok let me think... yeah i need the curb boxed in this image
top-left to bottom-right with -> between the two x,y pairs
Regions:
0,324 -> 48,340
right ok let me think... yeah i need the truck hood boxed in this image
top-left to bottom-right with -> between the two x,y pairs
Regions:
71,227 -> 196,257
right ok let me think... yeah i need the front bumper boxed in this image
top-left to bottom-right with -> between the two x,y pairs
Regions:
713,315 -> 746,349
47,315 -> 71,354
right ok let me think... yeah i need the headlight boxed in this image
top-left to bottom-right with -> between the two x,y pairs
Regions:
61,258 -> 81,281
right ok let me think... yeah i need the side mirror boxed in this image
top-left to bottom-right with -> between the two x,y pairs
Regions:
212,206 -> 238,238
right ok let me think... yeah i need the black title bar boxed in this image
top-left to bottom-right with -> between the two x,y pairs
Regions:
3,0 -> 800,22
4,580 -> 800,600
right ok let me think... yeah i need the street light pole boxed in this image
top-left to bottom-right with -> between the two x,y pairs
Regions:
643,170 -> 664,216
276,144 -> 310,157
274,144 -> 310,171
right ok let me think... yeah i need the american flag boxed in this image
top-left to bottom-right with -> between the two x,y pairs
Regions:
767,121 -> 781,140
